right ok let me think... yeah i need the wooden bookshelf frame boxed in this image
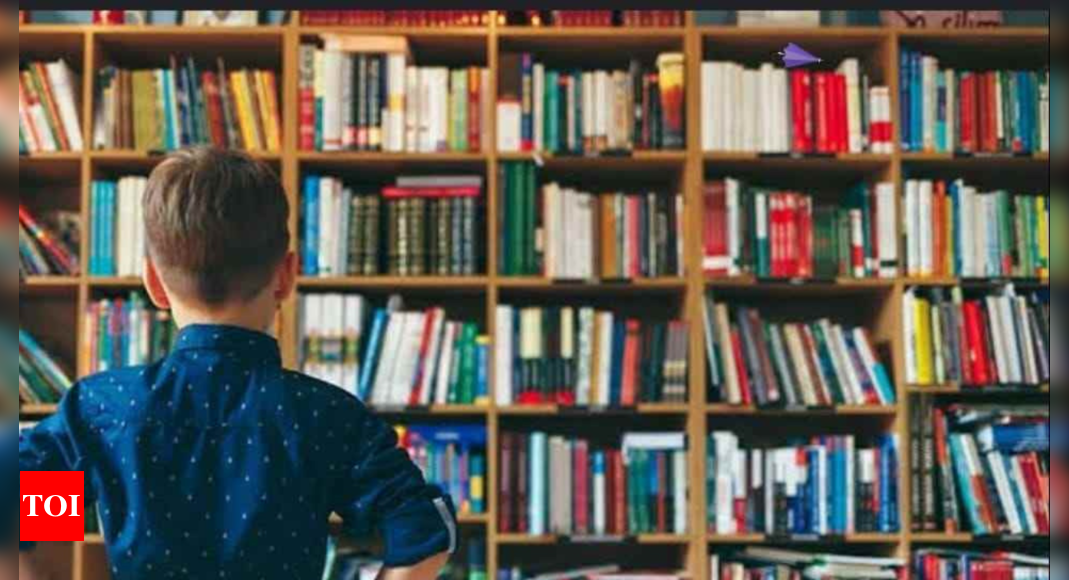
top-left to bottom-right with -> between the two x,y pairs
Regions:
18,14 -> 1050,580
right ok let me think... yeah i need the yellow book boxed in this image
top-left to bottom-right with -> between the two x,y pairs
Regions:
945,195 -> 955,277
1037,196 -> 1049,279
915,297 -> 933,385
228,71 -> 258,151
259,70 -> 282,152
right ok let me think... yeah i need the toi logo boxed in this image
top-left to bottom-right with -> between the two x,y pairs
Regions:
20,472 -> 85,542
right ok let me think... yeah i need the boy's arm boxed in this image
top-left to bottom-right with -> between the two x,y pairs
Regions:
376,551 -> 451,580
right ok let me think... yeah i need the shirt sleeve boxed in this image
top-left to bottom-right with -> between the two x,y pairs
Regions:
1,424 -> 20,548
332,403 -> 456,568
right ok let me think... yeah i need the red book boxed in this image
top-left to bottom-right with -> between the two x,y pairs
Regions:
703,182 -> 728,276
499,433 -> 513,533
381,186 -> 482,199
785,193 -> 799,277
468,67 -> 481,153
298,64 -> 315,150
517,433 -> 529,533
201,72 -> 227,148
932,181 -> 945,277
800,326 -> 832,406
605,447 -> 616,533
829,73 -> 844,153
408,309 -> 438,406
621,320 -> 641,406
959,75 -> 973,153
628,196 -> 642,278
798,195 -> 813,278
574,441 -> 590,535
963,301 -> 991,386
730,328 -> 753,406
814,73 -> 830,153
656,452 -> 668,533
18,205 -> 78,274
1021,454 -> 1051,534
983,73 -> 999,153
769,193 -> 782,278
612,450 -> 627,535
789,71 -> 812,153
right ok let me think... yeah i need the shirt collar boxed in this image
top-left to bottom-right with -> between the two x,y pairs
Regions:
173,324 -> 281,364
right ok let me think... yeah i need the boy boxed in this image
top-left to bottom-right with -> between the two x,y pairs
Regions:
13,148 -> 455,579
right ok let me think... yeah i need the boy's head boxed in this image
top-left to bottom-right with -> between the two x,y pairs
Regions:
142,148 -> 295,327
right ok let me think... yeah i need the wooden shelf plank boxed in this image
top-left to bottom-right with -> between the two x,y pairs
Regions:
497,403 -> 690,416
299,26 -> 490,38
707,533 -> 902,544
20,404 -> 59,416
496,277 -> 687,291
705,405 -> 898,417
496,533 -> 690,545
907,383 -> 1050,396
87,277 -> 144,289
498,26 -> 684,39
297,276 -> 489,290
21,276 -> 81,289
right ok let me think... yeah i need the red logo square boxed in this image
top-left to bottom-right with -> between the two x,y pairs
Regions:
20,471 -> 85,542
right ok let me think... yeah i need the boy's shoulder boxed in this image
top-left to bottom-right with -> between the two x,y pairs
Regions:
280,369 -> 371,414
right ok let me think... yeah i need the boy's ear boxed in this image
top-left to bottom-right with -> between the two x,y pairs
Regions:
274,251 -> 298,303
143,258 -> 172,310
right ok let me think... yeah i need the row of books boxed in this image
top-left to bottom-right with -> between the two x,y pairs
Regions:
18,59 -> 84,154
899,50 -> 1050,154
19,329 -> 73,406
396,424 -> 487,515
88,177 -> 148,277
301,175 -> 483,277
701,59 -> 894,154
910,400 -> 1049,536
83,293 -> 176,374
701,180 -> 898,279
300,37 -> 492,153
301,11 -> 491,26
703,296 -> 896,408
903,182 -> 1049,280
494,305 -> 690,407
707,432 -> 901,536
497,53 -> 685,154
93,58 -> 281,152
501,172 -> 685,279
298,294 -> 489,407
515,11 -> 685,27
903,287 -> 1050,388
498,431 -> 688,536
711,548 -> 904,580
18,205 -> 79,277
914,551 -> 1049,580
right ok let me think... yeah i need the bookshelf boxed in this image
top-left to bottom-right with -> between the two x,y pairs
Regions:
17,14 -> 1049,580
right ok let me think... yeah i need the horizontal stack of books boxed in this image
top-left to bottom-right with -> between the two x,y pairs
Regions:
18,205 -> 79,277
911,400 -> 1049,536
301,174 -> 483,277
701,59 -> 894,154
83,293 -> 176,374
18,59 -> 84,154
397,424 -> 487,515
495,305 -> 689,407
93,58 -> 281,152
702,180 -> 897,279
88,177 -> 147,278
707,432 -> 901,536
19,329 -> 73,406
499,169 -> 684,279
299,293 -> 489,406
301,11 -> 491,26
914,551 -> 1048,580
496,52 -> 685,153
509,11 -> 684,27
299,36 -> 491,153
499,431 -> 687,536
903,287 -> 1049,388
903,183 -> 1049,280
703,296 -> 895,407
899,50 -> 1050,154
711,548 -> 903,580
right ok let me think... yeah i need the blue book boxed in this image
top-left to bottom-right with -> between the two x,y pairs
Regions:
900,50 -> 911,151
88,182 -> 100,275
1002,454 -> 1031,533
936,73 -> 947,152
528,432 -> 547,536
991,422 -> 1050,453
949,181 -> 963,275
302,175 -> 320,275
161,69 -> 177,150
949,434 -> 987,534
475,340 -> 489,403
608,321 -> 626,406
911,51 -> 923,153
833,440 -> 846,534
878,435 -> 891,532
99,300 -> 111,371
356,309 -> 389,400
520,54 -> 533,149
103,182 -> 115,275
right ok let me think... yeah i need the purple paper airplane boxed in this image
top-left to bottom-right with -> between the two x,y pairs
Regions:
780,43 -> 822,68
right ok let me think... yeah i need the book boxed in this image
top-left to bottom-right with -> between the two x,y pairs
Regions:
504,11 -> 684,27
396,424 -> 487,515
702,180 -> 897,279
914,551 -> 1049,580
899,50 -> 1049,154
712,548 -> 904,580
301,11 -> 491,26
84,293 -> 176,374
92,58 -> 280,152
19,329 -> 74,406
299,293 -> 489,407
904,286 -> 1049,388
88,177 -> 148,277
495,304 -> 688,407
18,205 -> 80,276
497,52 -> 685,153
18,59 -> 84,154
903,182 -> 1049,280
701,58 -> 893,154
499,431 -> 687,536
301,174 -> 483,277
707,432 -> 901,536
703,294 -> 895,408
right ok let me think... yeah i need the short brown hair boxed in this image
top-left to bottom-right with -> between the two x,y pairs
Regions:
143,148 -> 290,306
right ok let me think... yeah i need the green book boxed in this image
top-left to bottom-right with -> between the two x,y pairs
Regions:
627,449 -> 641,534
458,323 -> 479,404
809,322 -> 845,405
523,162 -> 538,275
505,163 -> 522,276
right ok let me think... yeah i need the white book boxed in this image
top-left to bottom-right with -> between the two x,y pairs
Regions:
404,67 -> 420,152
944,69 -> 956,152
1010,456 -> 1039,534
316,178 -> 333,276
984,295 -> 1009,384
818,320 -> 853,404
44,60 -> 84,152
596,71 -> 609,146
385,54 -> 407,152
931,305 -> 946,383
711,432 -> 737,534
435,322 -> 458,405
732,449 -> 747,530
726,179 -> 741,274
593,451 -> 607,535
759,63 -> 774,152
922,56 -> 937,152
816,446 -> 829,534
775,68 -> 790,152
419,308 -> 445,406
321,51 -> 343,151
994,73 -> 1004,145
852,327 -> 887,405
904,181 -> 919,276
497,101 -> 521,152
479,68 -> 493,153
494,307 -> 514,406
532,63 -> 544,151
984,443 -> 1023,534
575,307 -> 595,406
763,450 -> 775,534
543,183 -> 560,277
434,68 -> 450,151
785,325 -> 818,406
918,180 -> 934,276
595,312 -> 614,407
672,450 -> 687,534
701,62 -> 715,151
370,313 -> 404,403
875,182 -> 897,278
840,59 -> 863,153
958,182 -> 975,277
392,312 -> 427,405
529,432 -> 547,536
1016,297 -> 1039,385
323,293 -> 346,388
997,292 -> 1023,384
341,295 -> 364,395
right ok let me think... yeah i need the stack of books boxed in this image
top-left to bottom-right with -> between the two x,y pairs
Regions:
498,431 -> 687,536
899,50 -> 1050,154
496,52 -> 685,153
301,174 -> 483,277
903,182 -> 1049,280
903,287 -> 1050,388
707,432 -> 901,536
499,168 -> 684,279
299,293 -> 489,406
92,58 -> 281,152
701,180 -> 898,279
508,11 -> 684,27
18,59 -> 84,154
18,205 -> 79,277
711,548 -> 904,580
396,424 -> 487,515
299,36 -> 491,153
84,293 -> 176,373
301,11 -> 491,26
703,296 -> 896,407
89,177 -> 148,277
701,58 -> 894,154
914,551 -> 1048,580
19,329 -> 73,406
494,304 -> 689,407
911,400 -> 1049,536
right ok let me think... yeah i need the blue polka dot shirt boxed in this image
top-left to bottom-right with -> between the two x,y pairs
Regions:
16,324 -> 457,579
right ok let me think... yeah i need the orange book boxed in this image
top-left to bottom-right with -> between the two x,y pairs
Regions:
260,70 -> 282,151
620,319 -> 641,406
600,196 -> 618,279
933,181 -> 945,277
30,64 -> 69,151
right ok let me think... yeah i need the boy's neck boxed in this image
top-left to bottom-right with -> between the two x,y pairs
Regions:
169,297 -> 276,335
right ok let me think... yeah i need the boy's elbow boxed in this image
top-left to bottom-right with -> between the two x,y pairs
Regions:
380,550 -> 451,580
